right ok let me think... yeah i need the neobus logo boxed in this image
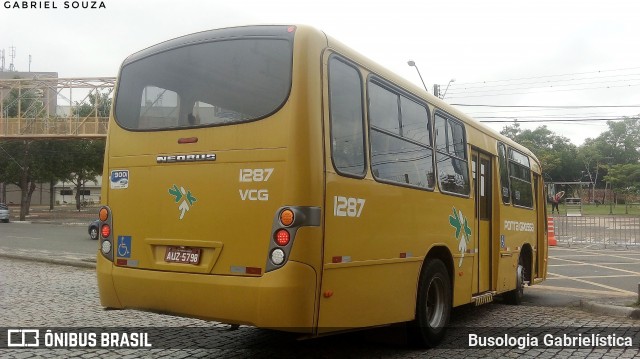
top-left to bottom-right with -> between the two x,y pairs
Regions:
156,154 -> 216,163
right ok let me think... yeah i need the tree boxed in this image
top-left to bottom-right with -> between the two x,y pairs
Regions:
1,80 -> 51,218
604,163 -> 640,213
65,139 -> 105,211
73,91 -> 111,118
65,92 -> 110,210
0,84 -> 110,216
599,118 -> 640,164
576,117 -> 640,202
37,140 -> 76,210
0,140 -> 50,219
2,85 -> 45,119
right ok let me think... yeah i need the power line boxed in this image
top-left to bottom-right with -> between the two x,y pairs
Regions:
479,117 -> 639,123
445,73 -> 640,92
445,66 -> 640,86
439,67 -> 640,100
452,104 -> 640,109
446,77 -> 640,95
476,116 -> 631,120
445,82 -> 640,99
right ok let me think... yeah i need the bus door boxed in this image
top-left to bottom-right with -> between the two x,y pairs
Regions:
534,173 -> 547,280
472,150 -> 492,294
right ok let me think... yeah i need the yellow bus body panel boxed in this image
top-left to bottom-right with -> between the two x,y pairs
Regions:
100,254 -> 317,330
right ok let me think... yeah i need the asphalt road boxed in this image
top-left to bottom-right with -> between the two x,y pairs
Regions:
543,247 -> 640,302
0,222 -> 97,260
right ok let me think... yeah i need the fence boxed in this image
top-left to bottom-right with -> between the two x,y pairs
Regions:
552,215 -> 640,249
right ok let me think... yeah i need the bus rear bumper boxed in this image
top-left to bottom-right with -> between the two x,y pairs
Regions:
97,255 -> 317,331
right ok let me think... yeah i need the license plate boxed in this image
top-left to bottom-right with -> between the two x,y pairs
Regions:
164,246 -> 201,265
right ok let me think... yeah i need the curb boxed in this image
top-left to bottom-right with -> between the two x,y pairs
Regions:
0,253 -> 96,270
11,220 -> 87,226
580,300 -> 640,320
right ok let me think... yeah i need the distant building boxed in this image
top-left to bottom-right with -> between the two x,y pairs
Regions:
0,178 -> 101,206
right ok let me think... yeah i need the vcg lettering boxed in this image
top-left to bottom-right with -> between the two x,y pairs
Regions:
239,189 -> 269,201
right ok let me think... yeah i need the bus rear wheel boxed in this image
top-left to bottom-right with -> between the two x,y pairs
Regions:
408,258 -> 451,348
504,258 -> 525,305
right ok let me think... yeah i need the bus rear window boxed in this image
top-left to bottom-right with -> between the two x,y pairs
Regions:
114,38 -> 293,130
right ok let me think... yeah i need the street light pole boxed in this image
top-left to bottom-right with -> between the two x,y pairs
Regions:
441,78 -> 456,99
407,60 -> 428,93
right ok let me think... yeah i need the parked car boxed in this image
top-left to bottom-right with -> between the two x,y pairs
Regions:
0,203 -> 10,223
89,219 -> 99,240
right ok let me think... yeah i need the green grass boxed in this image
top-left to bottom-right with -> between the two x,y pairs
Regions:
548,203 -> 640,216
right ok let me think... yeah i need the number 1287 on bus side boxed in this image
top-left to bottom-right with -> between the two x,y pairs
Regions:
333,196 -> 365,217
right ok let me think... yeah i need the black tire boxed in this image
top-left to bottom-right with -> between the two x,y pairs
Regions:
89,226 -> 99,240
504,258 -> 525,305
408,259 -> 452,348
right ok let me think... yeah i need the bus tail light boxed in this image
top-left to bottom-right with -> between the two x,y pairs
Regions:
265,206 -> 321,272
98,206 -> 114,262
274,229 -> 290,246
101,224 -> 111,238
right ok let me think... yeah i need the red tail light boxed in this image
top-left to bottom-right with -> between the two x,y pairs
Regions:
274,229 -> 290,246
101,224 -> 111,238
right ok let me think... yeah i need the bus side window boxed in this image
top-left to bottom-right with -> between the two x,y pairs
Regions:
328,56 -> 366,177
497,142 -> 511,204
508,148 -> 534,208
368,80 -> 434,189
434,113 -> 470,196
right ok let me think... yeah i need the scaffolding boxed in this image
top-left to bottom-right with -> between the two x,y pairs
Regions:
0,77 -> 115,138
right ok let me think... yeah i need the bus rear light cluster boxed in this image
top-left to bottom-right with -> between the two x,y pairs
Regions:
267,207 -> 299,269
266,206 -> 321,272
98,206 -> 114,261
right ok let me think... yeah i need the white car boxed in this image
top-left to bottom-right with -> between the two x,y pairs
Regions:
0,203 -> 10,223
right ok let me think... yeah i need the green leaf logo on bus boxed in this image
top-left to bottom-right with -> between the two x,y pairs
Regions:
448,207 -> 471,267
168,184 -> 197,220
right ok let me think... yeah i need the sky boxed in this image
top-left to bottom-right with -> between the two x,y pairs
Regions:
1,0 -> 640,145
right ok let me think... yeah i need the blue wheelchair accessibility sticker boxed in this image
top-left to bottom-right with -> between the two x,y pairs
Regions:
117,236 -> 132,258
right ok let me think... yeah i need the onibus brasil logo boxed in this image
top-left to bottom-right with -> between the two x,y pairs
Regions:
168,185 -> 197,220
448,207 -> 471,267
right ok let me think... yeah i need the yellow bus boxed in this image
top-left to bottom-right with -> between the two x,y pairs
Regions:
96,25 -> 547,347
